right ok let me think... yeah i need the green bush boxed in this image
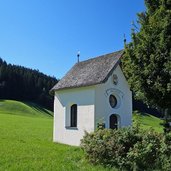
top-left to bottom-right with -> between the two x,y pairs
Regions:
157,133 -> 171,171
81,126 -> 141,169
127,130 -> 162,170
81,127 -> 171,171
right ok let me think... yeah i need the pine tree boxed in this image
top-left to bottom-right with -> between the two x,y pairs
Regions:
0,58 -> 58,110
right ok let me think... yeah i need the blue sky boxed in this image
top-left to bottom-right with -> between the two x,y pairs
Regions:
0,0 -> 145,79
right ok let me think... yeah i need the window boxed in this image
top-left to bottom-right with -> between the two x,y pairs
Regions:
109,95 -> 117,108
70,104 -> 77,127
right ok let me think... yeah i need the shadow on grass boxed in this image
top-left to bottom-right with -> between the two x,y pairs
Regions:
23,102 -> 53,117
134,110 -> 149,116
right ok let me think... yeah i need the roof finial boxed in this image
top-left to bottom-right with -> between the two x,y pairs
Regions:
77,50 -> 80,63
124,34 -> 126,47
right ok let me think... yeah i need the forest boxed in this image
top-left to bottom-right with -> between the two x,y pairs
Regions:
0,58 -> 58,110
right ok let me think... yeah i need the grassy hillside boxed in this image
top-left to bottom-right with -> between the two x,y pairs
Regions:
0,100 -> 53,117
133,111 -> 164,133
0,100 -> 112,171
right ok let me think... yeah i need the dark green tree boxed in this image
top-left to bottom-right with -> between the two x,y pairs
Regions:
0,57 -> 58,110
122,0 -> 171,114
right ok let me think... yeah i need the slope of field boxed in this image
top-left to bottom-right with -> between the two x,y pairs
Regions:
0,100 -> 53,117
133,111 -> 163,132
0,100 -> 113,171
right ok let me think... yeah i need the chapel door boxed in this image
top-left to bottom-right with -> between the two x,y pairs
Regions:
109,114 -> 118,129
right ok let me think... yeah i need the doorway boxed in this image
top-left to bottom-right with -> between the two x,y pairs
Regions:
109,114 -> 118,129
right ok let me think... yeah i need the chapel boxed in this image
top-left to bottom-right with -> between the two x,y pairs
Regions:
51,50 -> 132,146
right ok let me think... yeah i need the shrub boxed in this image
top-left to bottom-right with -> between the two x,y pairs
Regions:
81,126 -> 142,169
127,130 -> 162,170
156,132 -> 171,171
81,127 -> 171,171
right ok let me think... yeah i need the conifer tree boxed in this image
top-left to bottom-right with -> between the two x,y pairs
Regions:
0,58 -> 58,110
122,0 -> 171,113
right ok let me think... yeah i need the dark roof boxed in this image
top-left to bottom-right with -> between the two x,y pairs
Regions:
51,50 -> 123,92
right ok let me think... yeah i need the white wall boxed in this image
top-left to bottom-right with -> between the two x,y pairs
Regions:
95,65 -> 132,129
53,86 -> 95,146
53,66 -> 132,146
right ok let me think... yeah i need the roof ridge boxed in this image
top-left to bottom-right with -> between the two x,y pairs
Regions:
77,49 -> 123,64
50,50 -> 124,93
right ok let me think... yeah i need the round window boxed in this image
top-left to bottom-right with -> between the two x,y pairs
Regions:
109,95 -> 117,108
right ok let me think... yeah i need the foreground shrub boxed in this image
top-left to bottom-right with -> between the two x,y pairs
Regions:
81,127 -> 171,171
81,127 -> 141,169
127,130 -> 162,170
157,132 -> 171,171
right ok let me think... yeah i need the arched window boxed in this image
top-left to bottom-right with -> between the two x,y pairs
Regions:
70,104 -> 77,127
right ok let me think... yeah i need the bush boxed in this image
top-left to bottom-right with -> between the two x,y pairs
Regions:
127,130 -> 162,170
81,127 -> 171,171
157,132 -> 171,171
81,126 -> 141,169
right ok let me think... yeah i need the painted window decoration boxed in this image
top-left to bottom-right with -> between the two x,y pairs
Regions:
109,94 -> 117,108
70,104 -> 77,127
113,74 -> 118,85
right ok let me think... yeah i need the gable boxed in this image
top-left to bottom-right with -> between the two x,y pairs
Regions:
105,65 -> 131,90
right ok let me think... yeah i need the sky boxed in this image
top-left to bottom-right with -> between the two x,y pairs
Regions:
0,0 -> 145,79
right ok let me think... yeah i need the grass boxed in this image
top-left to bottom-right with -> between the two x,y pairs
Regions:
0,100 -> 53,117
0,100 -> 164,170
0,100 -> 113,171
133,111 -> 164,133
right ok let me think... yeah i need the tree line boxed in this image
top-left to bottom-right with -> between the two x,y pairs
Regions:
0,58 -> 58,110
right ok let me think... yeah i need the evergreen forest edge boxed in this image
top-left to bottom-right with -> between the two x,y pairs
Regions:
0,58 -> 58,110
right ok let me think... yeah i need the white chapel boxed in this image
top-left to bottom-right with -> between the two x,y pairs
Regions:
51,50 -> 132,146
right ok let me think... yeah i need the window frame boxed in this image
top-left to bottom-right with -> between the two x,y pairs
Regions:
109,94 -> 117,108
70,104 -> 77,128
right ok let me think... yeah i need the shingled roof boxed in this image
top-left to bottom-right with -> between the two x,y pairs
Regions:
51,50 -> 123,92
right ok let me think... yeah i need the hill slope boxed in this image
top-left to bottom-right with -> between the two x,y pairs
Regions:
0,100 -> 53,117
0,100 -> 163,131
133,111 -> 163,132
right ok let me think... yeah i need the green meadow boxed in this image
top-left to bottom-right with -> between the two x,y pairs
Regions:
0,100 -> 163,171
0,100 -> 53,117
0,100 -> 112,171
133,111 -> 163,133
